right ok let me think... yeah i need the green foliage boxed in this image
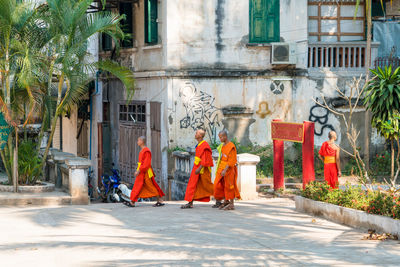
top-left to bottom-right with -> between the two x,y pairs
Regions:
366,191 -> 394,216
168,146 -> 186,153
302,182 -> 400,219
301,181 -> 331,201
18,140 -> 42,185
370,151 -> 391,176
342,157 -> 360,176
364,66 -> 400,140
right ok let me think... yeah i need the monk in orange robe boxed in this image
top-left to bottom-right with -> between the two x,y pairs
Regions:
125,136 -> 165,207
213,130 -> 240,210
181,129 -> 214,209
318,131 -> 341,189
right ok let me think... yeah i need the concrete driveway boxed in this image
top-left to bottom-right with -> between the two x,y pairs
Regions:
1,198 -> 400,266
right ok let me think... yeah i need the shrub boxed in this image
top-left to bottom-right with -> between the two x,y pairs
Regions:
302,182 -> 400,220
370,151 -> 391,176
301,181 -> 331,202
366,191 -> 394,217
392,196 -> 400,219
18,140 -> 43,185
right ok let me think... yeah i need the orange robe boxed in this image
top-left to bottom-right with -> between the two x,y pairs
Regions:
214,142 -> 241,200
319,141 -> 339,189
130,147 -> 165,202
184,140 -> 214,202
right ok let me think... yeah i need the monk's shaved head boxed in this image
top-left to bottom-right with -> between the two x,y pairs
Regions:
218,130 -> 228,137
328,131 -> 337,140
138,136 -> 146,144
197,129 -> 206,138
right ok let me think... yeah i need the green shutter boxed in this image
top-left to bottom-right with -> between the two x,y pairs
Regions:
145,0 -> 158,44
249,0 -> 279,43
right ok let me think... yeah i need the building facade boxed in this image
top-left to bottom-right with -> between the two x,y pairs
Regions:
78,0 -> 400,192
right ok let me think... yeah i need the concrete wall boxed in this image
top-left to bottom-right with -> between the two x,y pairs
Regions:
165,0 -> 308,70
61,107 -> 78,156
93,0 -> 387,186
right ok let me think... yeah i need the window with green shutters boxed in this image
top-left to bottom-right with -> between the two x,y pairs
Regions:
249,0 -> 280,43
145,0 -> 158,44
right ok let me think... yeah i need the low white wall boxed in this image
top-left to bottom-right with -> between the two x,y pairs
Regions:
295,196 -> 400,236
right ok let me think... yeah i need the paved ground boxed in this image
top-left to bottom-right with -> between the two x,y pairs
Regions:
1,198 -> 400,267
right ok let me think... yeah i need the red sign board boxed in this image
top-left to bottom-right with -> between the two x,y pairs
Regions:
271,121 -> 304,143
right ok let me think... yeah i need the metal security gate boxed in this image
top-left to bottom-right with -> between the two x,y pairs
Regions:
118,101 -> 162,185
150,102 -> 162,186
118,101 -> 146,184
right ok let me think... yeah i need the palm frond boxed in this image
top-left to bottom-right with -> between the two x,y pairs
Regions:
96,60 -> 135,102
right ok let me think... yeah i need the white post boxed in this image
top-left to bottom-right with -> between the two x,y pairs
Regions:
237,153 -> 260,200
65,157 -> 91,205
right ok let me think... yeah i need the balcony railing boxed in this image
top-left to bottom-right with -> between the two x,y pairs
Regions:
308,41 -> 380,71
374,56 -> 400,70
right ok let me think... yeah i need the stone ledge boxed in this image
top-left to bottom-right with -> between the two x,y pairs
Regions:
295,195 -> 400,236
0,191 -> 71,206
0,182 -> 55,193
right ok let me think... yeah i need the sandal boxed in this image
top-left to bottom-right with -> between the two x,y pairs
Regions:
153,202 -> 165,207
224,203 -> 235,210
219,201 -> 230,210
212,201 -> 222,208
180,203 -> 193,209
123,201 -> 135,208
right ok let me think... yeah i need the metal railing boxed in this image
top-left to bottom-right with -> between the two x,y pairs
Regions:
374,56 -> 400,70
308,41 -> 380,70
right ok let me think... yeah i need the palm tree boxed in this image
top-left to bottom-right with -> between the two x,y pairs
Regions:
0,0 -> 135,190
35,0 -> 135,165
0,0 -> 44,190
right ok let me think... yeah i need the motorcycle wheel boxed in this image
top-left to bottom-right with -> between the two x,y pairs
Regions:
106,192 -> 114,203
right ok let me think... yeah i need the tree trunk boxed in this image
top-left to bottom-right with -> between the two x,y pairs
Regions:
13,128 -> 18,192
391,139 -> 395,181
364,0 -> 372,170
40,74 -> 64,168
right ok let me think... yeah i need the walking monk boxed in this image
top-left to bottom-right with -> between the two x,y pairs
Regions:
124,136 -> 165,207
318,131 -> 341,189
213,130 -> 240,210
181,129 -> 214,209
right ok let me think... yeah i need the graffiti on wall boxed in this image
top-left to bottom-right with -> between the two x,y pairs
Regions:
308,98 -> 335,136
256,101 -> 272,118
179,83 -> 221,141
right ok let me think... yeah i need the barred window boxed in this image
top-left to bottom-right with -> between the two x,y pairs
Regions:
119,103 -> 146,123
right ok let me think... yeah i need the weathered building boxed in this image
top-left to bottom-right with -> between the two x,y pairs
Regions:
81,0 -> 400,193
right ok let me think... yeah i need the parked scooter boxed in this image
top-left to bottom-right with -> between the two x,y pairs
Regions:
97,166 -> 122,203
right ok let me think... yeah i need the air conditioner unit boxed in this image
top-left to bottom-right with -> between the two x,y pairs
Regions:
271,42 -> 296,65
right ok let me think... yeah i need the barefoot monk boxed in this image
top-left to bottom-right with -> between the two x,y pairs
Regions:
318,131 -> 341,189
181,129 -> 214,209
125,136 -> 165,207
213,130 -> 240,210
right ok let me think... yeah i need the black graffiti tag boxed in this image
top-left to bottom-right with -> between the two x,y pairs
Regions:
308,99 -> 335,136
179,83 -> 220,141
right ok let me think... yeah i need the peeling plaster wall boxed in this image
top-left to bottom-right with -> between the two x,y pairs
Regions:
99,0 -> 387,183
165,0 -> 309,69
168,76 -> 294,148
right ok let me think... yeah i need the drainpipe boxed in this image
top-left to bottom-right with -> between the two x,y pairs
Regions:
89,71 -> 101,166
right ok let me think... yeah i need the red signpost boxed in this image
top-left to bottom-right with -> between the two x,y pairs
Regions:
271,120 -> 315,190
